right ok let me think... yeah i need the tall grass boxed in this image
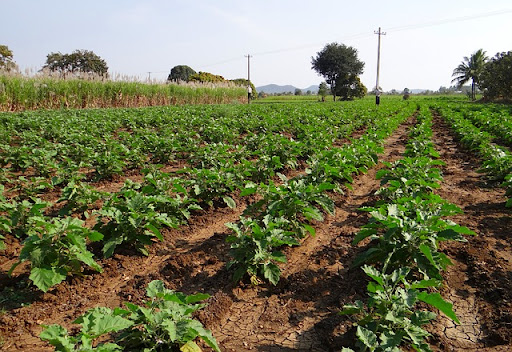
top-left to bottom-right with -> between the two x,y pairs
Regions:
0,72 -> 247,111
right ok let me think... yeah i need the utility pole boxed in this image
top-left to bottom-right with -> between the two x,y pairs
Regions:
245,54 -> 252,104
374,27 -> 386,106
147,72 -> 152,82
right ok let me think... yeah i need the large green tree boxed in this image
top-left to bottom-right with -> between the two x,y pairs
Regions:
451,49 -> 488,100
167,65 -> 196,82
336,75 -> 367,100
42,49 -> 108,76
0,44 -> 16,71
311,43 -> 365,101
479,51 -> 512,100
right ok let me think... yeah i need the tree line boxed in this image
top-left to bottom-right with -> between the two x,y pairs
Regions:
452,49 -> 512,101
1,44 -> 510,102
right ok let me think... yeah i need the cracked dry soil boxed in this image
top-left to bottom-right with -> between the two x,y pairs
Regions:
1,114 -> 511,351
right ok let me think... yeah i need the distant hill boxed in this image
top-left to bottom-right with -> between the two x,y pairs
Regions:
256,84 -> 319,94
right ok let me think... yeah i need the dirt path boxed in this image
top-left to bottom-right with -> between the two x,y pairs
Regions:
429,115 -> 512,352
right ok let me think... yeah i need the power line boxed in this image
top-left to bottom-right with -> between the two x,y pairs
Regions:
386,9 -> 512,33
138,8 -> 512,79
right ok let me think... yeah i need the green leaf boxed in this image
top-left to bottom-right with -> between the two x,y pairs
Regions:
304,206 -> 323,221
185,293 -> 210,305
367,281 -> 383,294
187,324 -> 221,352
146,223 -> 163,241
317,182 -> 335,192
352,228 -> 377,245
447,225 -> 476,236
410,279 -> 441,289
240,187 -> 257,196
302,223 -> 316,237
356,326 -> 378,349
362,265 -> 384,286
162,319 -> 178,343
417,292 -> 460,324
40,324 -> 75,351
222,196 -> 236,209
351,247 -> 382,268
102,235 -> 124,258
263,263 -> 281,285
76,307 -> 133,337
87,230 -> 104,242
339,300 -> 364,315
380,330 -> 404,349
419,244 -> 437,268
234,263 -> 250,280
75,250 -> 102,273
146,280 -> 167,298
95,343 -> 124,351
271,251 -> 287,263
411,310 -> 437,326
30,266 -> 67,292
376,169 -> 390,179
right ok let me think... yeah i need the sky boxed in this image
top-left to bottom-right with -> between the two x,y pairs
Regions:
2,0 -> 511,91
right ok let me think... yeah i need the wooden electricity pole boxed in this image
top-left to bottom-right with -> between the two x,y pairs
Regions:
245,54 -> 252,104
374,27 -> 386,105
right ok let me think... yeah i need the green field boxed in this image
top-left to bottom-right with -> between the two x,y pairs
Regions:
1,97 -> 511,351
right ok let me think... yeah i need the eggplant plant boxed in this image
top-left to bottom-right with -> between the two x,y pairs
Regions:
341,266 -> 459,352
226,216 -> 299,285
9,217 -> 103,292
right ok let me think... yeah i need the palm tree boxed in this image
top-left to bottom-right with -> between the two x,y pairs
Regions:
451,49 -> 488,100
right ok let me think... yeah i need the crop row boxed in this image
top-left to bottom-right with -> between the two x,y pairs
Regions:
0,101 -> 410,253
435,103 -> 512,206
0,102 -> 379,182
225,102 -> 416,285
447,103 -> 512,146
341,106 -> 475,352
0,101 -> 416,289
0,100 -> 416,350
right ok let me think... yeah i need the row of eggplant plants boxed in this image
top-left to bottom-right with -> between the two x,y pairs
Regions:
224,102 -> 417,285
0,102 -> 376,254
341,105 -> 475,352
0,103 -> 372,182
0,101 -> 412,351
435,103 -> 512,207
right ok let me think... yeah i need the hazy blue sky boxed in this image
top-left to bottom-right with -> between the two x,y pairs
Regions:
2,1 -> 511,90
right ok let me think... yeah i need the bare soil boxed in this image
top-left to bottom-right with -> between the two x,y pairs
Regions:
1,115 -> 511,351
